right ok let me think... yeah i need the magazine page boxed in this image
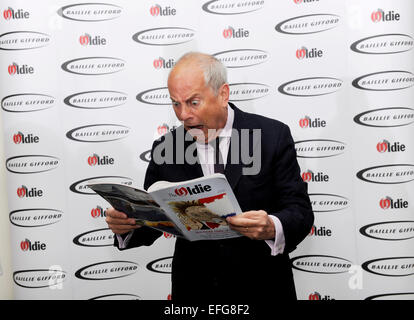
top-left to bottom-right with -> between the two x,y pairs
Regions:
148,174 -> 243,241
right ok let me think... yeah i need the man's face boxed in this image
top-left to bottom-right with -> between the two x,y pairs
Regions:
168,63 -> 229,143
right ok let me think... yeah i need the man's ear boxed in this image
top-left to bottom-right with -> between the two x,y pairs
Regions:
219,83 -> 230,106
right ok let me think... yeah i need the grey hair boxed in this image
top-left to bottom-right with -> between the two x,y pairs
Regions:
174,52 -> 228,95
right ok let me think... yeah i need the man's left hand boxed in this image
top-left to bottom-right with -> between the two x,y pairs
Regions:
226,210 -> 275,240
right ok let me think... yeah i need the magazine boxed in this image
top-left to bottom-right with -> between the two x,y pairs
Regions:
87,173 -> 243,241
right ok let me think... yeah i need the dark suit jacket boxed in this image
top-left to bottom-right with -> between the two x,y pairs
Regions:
115,103 -> 313,301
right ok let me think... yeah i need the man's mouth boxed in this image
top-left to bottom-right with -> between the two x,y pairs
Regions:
186,124 -> 204,130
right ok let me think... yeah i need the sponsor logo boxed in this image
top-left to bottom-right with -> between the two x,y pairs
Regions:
353,107 -> 414,128
309,193 -> 349,213
360,221 -> 414,241
153,57 -> 175,69
356,164 -> 414,184
222,26 -> 250,39
66,124 -> 130,143
3,7 -> 29,20
308,292 -> 335,301
20,239 -> 46,251
275,14 -> 340,35
132,27 -> 196,46
17,185 -> 43,198
90,293 -> 141,300
140,150 -> 151,163
379,196 -> 408,210
294,0 -> 320,4
229,83 -> 270,101
91,206 -> 107,218
301,170 -> 329,182
61,57 -> 125,75
146,257 -> 173,274
57,3 -> 122,22
1,93 -> 55,113
13,131 -> 39,144
174,184 -> 212,197
13,269 -> 66,288
308,225 -> 332,237
163,232 -> 175,239
295,139 -> 346,158
150,4 -> 176,16
136,87 -> 170,105
213,49 -> 269,68
352,71 -> 414,91
362,257 -> 414,276
202,0 -> 264,15
350,34 -> 414,55
64,90 -> 127,109
75,261 -> 139,280
6,155 -> 60,174
296,46 -> 323,59
70,176 -> 133,195
9,209 -> 63,228
291,255 -> 352,274
376,139 -> 406,153
0,31 -> 50,51
7,62 -> 34,75
371,9 -> 400,23
366,293 -> 414,300
79,33 -> 107,46
73,228 -> 115,247
299,116 -> 326,128
87,153 -> 114,166
278,77 -> 342,97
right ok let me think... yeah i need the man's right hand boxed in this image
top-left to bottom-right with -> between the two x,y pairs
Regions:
105,208 -> 142,235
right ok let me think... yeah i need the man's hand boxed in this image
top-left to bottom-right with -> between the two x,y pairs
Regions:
105,208 -> 141,235
226,210 -> 275,240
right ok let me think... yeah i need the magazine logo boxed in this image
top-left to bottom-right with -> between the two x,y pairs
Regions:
163,232 -> 175,239
362,257 -> 414,277
70,176 -> 133,195
222,26 -> 250,39
202,0 -> 264,15
20,239 -> 46,251
371,9 -> 400,23
174,184 -> 212,197
153,57 -> 175,69
309,193 -> 349,213
13,269 -> 66,288
278,77 -> 343,97
79,33 -> 107,46
57,3 -> 122,22
91,206 -> 107,218
356,164 -> 414,184
352,71 -> 414,91
229,83 -> 270,101
376,140 -> 406,153
295,139 -> 346,158
90,294 -> 141,300
308,225 -> 332,237
75,261 -> 139,280
299,116 -> 326,128
0,31 -> 50,51
150,4 -> 176,16
146,257 -> 173,274
1,93 -> 55,113
13,132 -> 39,144
61,57 -> 125,75
360,221 -> 414,241
6,155 -> 59,174
3,7 -> 29,20
379,196 -> 408,210
132,27 -> 195,46
350,34 -> 414,55
291,255 -> 352,274
7,62 -> 34,75
87,153 -> 114,166
275,14 -> 340,35
308,292 -> 335,300
73,228 -> 114,247
353,107 -> 414,128
66,124 -> 130,143
140,150 -> 151,163
301,170 -> 329,182
296,47 -> 323,59
64,90 -> 127,109
136,87 -> 170,105
17,185 -> 43,198
9,209 -> 63,228
213,49 -> 269,68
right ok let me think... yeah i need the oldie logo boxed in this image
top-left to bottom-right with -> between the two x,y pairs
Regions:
146,257 -> 173,274
362,257 -> 414,276
79,33 -> 107,46
57,3 -> 122,22
20,239 -> 46,251
360,221 -> 414,241
291,255 -> 352,274
2,7 -> 29,20
75,261 -> 139,280
87,153 -> 114,166
202,0 -> 265,15
6,155 -> 60,174
299,116 -> 326,128
275,14 -> 340,35
61,57 -> 125,75
132,27 -> 195,46
222,26 -> 250,39
174,184 -> 212,197
150,4 -> 176,16
308,225 -> 332,237
1,93 -> 55,113
153,57 -> 175,69
350,34 -> 414,55
353,107 -> 414,128
0,31 -> 50,50
301,170 -> 329,183
213,49 -> 269,68
376,140 -> 405,153
69,176 -> 133,195
296,46 -> 323,60
66,124 -> 130,142
136,87 -> 170,105
13,269 -> 66,288
278,77 -> 342,97
308,291 -> 335,301
7,62 -> 33,75
356,164 -> 414,184
370,9 -> 400,23
64,90 -> 127,109
379,196 -> 408,210
295,139 -> 346,158
352,71 -> 414,91
16,185 -> 43,198
9,209 -> 63,228
309,193 -> 349,212
73,228 -> 115,247
229,83 -> 270,101
13,131 -> 39,144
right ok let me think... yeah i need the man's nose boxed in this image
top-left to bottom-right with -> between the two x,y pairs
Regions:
177,104 -> 192,121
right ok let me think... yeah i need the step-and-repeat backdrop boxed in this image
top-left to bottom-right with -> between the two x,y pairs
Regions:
1,0 -> 413,300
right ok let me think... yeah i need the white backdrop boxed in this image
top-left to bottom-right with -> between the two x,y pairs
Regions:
1,0 -> 413,300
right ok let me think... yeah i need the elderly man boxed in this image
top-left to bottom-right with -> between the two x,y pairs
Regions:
106,52 -> 313,301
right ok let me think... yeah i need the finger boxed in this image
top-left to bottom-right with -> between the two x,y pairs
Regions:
110,224 -> 141,234
106,208 -> 128,219
106,216 -> 136,226
226,216 -> 257,228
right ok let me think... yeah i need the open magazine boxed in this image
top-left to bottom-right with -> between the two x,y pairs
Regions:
87,173 -> 243,241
